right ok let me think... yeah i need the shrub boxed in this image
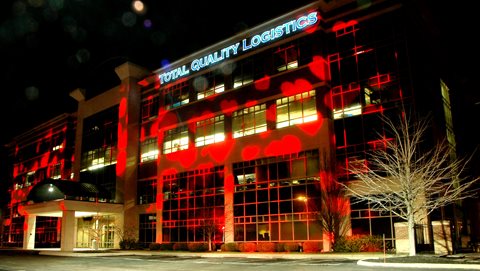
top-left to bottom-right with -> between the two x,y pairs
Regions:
120,238 -> 138,250
173,243 -> 189,251
276,242 -> 285,252
256,242 -> 276,252
221,242 -> 239,252
149,243 -> 161,250
283,242 -> 300,252
333,235 -> 383,252
187,243 -> 209,252
359,235 -> 383,252
159,243 -> 174,251
302,241 -> 322,253
238,242 -> 256,252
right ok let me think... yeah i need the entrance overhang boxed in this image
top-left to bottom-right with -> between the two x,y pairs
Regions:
19,200 -> 124,251
19,199 -> 123,217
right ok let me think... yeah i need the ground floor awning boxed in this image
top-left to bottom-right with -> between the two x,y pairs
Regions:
19,200 -> 124,251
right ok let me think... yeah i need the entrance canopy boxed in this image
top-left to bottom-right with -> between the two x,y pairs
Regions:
26,178 -> 110,203
19,199 -> 123,218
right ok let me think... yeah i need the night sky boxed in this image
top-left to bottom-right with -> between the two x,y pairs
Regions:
0,0 -> 316,145
0,0 -> 478,159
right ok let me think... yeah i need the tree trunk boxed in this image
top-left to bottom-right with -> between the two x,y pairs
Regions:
408,215 -> 416,256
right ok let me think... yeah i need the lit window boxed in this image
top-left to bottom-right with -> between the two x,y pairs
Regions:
195,115 -> 225,147
50,163 -> 62,179
81,147 -> 117,172
163,126 -> 189,154
233,59 -> 254,89
332,84 -> 362,119
276,90 -> 317,128
196,73 -> 225,100
274,45 -> 299,72
165,82 -> 190,110
232,104 -> 267,138
141,137 -> 159,161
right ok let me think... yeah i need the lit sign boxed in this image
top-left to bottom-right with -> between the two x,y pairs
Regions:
159,11 -> 318,84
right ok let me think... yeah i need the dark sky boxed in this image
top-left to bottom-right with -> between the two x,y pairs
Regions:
0,0 -> 315,145
0,0 -> 478,147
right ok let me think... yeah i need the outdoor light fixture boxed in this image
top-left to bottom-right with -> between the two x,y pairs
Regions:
297,196 -> 307,202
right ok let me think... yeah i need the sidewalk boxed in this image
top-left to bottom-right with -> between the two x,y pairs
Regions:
33,248 -> 480,269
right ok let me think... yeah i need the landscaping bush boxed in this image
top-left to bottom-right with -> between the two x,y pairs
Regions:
159,243 -> 174,251
221,242 -> 238,252
283,242 -> 300,252
302,241 -> 322,253
149,243 -> 161,250
173,243 -> 189,251
187,243 -> 209,252
275,242 -> 285,252
238,242 -> 257,252
120,238 -> 138,250
256,242 -> 276,252
333,235 -> 383,252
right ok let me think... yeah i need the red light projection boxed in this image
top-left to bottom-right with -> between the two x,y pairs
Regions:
220,99 -> 238,115
280,79 -> 312,97
254,75 -> 271,91
165,147 -> 198,169
308,56 -> 329,81
297,119 -> 323,136
117,97 -> 128,177
332,20 -> 358,33
264,134 -> 301,156
200,139 -> 235,163
241,145 -> 261,161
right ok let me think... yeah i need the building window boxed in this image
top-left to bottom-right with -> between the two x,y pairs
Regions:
137,179 -> 157,205
49,163 -> 62,179
81,146 -> 116,171
141,95 -> 159,120
162,166 -> 225,243
139,214 -> 157,247
163,126 -> 189,154
232,104 -> 267,138
233,150 -> 321,242
196,72 -> 225,100
165,82 -> 190,110
51,133 -> 64,151
332,84 -> 362,119
195,115 -> 225,147
139,137 -> 158,162
276,90 -> 317,128
274,45 -> 299,72
233,59 -> 254,88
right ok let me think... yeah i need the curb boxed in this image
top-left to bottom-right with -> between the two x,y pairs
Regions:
357,259 -> 480,269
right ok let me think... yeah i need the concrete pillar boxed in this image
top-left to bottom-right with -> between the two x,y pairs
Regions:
432,220 -> 452,255
60,210 -> 76,251
394,222 -> 409,254
23,215 -> 36,249
224,166 -> 234,243
114,214 -> 124,249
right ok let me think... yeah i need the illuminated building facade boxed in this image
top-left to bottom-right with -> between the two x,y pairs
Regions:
1,0 -> 465,251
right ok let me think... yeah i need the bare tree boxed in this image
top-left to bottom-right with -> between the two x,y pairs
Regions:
344,114 -> 479,256
199,217 -> 217,251
318,154 -> 350,251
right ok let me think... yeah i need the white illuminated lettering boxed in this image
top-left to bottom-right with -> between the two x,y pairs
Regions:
296,16 -> 309,29
159,11 -> 318,83
260,30 -> 271,43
